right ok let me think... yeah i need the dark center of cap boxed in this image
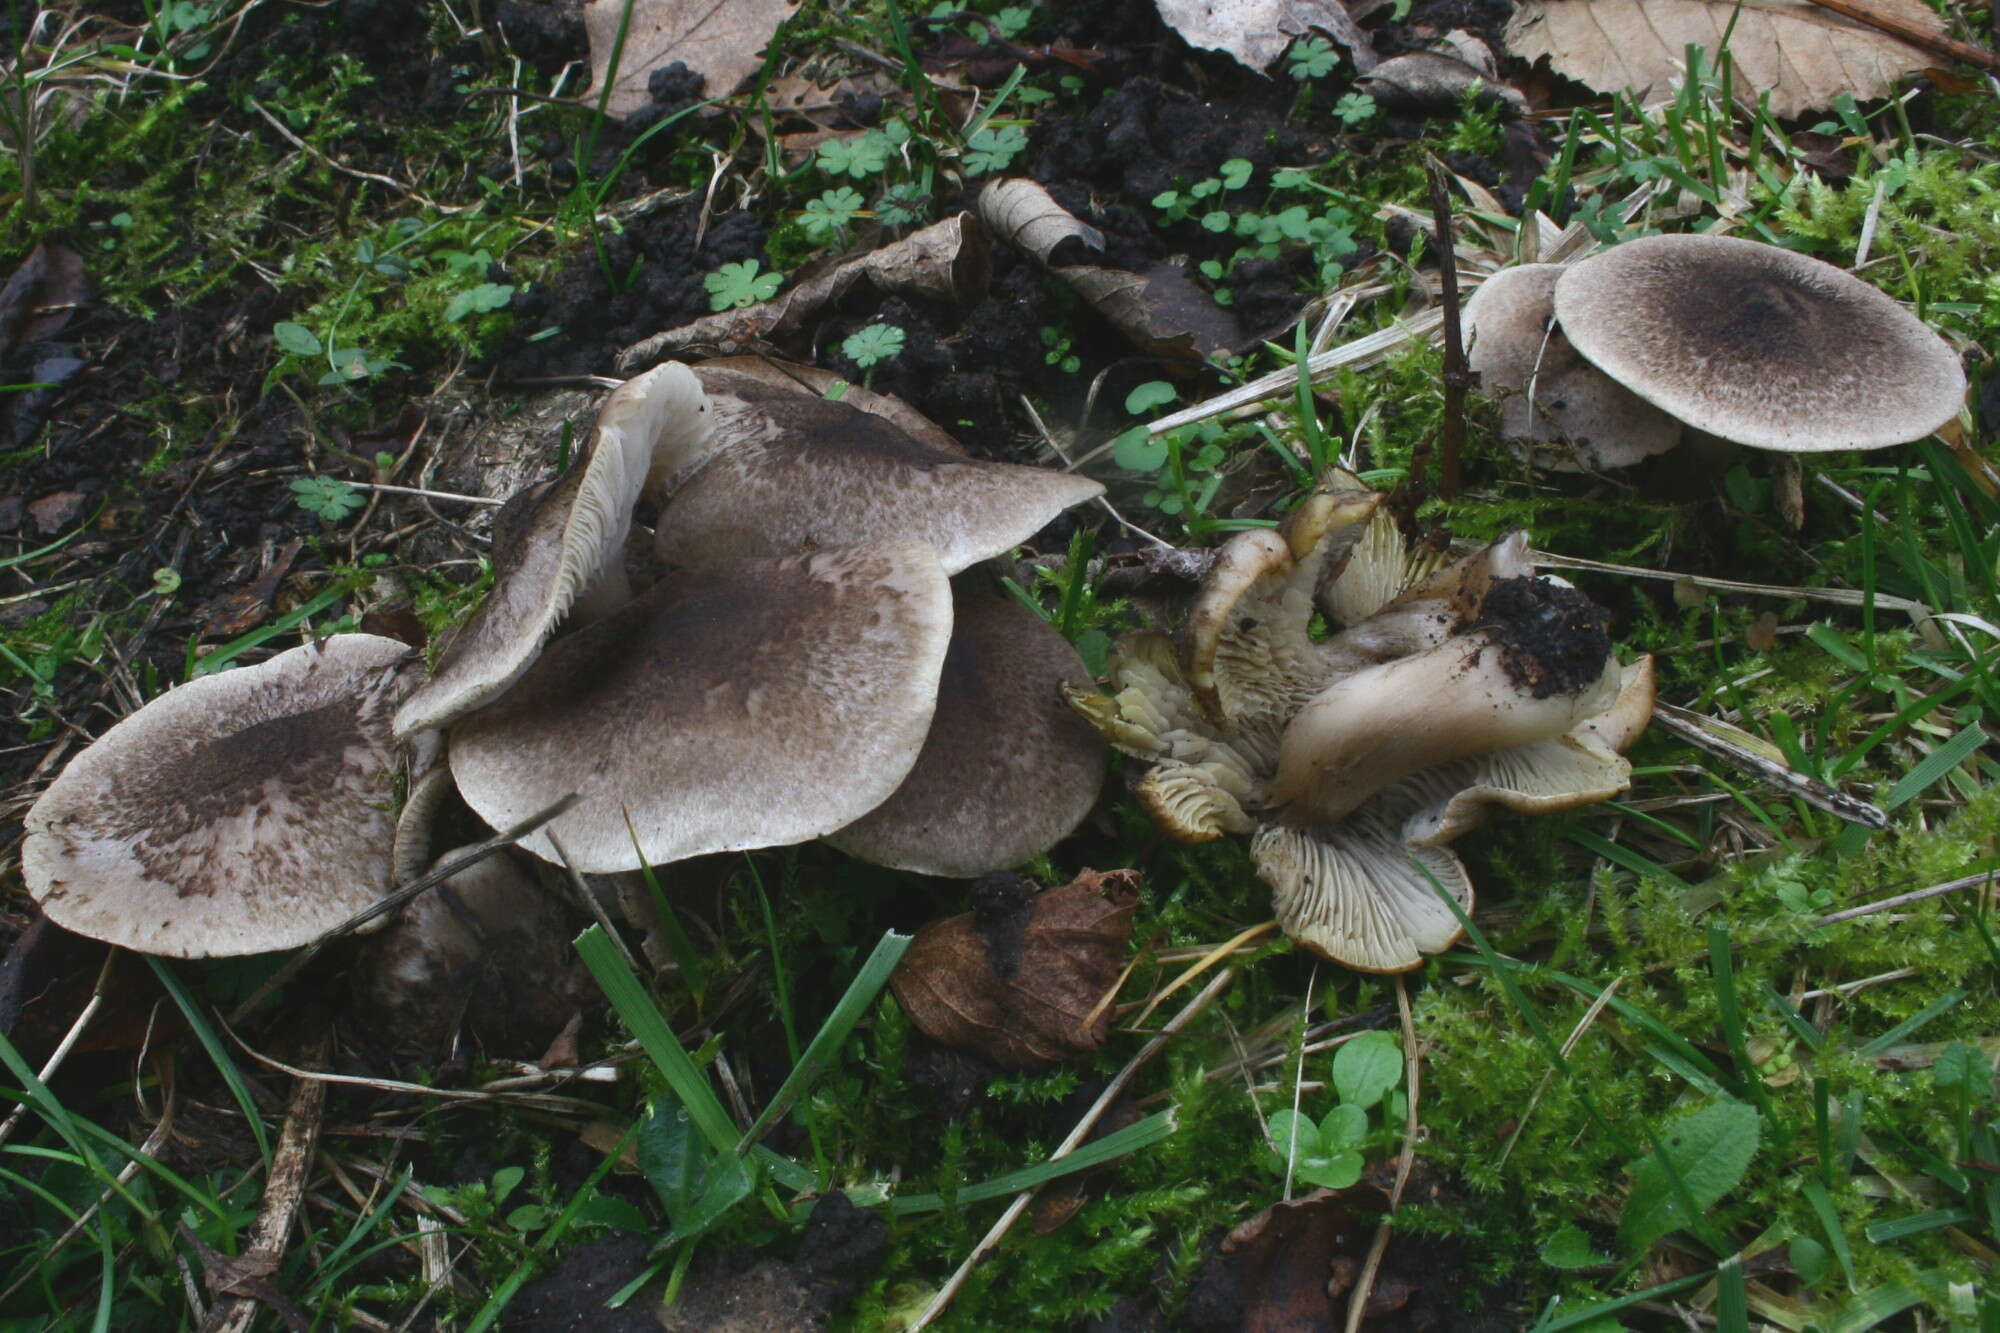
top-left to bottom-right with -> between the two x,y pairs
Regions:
1467,577 -> 1612,699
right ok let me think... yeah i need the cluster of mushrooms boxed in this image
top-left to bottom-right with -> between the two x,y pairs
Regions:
1463,233 -> 1966,470
20,230 -> 1961,1018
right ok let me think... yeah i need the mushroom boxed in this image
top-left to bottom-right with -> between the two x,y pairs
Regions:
22,634 -> 416,958
1067,488 -> 1654,972
650,364 -> 1104,575
448,542 -> 954,874
1461,263 -> 1683,471
825,587 -> 1108,876
1553,233 -> 1965,453
394,362 -> 712,739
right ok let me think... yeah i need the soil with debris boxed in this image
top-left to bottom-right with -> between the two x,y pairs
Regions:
1470,575 -> 1614,698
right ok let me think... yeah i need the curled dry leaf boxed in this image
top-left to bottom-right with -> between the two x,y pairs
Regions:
1504,0 -> 1946,119
1184,1186 -> 1386,1332
0,242 -> 89,357
889,869 -> 1139,1070
979,179 -> 1242,364
1154,0 -> 1379,73
618,213 -> 989,368
583,0 -> 800,120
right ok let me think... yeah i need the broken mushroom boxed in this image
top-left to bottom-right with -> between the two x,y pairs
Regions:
1067,488 -> 1654,972
22,634 -> 415,958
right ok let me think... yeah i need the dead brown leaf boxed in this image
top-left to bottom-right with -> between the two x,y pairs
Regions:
583,0 -> 800,120
617,213 -> 989,368
26,489 -> 84,535
979,180 -> 1242,364
889,869 -> 1139,1070
1154,0 -> 1378,74
1504,0 -> 1945,118
0,242 -> 88,358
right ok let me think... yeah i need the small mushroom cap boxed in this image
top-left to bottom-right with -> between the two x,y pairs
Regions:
449,543 -> 954,873
653,366 -> 1103,575
825,589 -> 1107,876
395,364 -> 710,738
22,634 -> 414,958
1266,577 -> 1619,823
1554,234 -> 1966,452
1462,264 -> 1682,470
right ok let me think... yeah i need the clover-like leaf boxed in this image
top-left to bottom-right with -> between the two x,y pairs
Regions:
1332,1030 -> 1402,1109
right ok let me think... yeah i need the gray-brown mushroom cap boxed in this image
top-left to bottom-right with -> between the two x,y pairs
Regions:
394,363 -> 711,739
449,543 -> 954,874
1462,263 -> 1681,470
825,588 -> 1108,876
1554,234 -> 1965,452
652,366 -> 1103,575
22,634 -> 414,958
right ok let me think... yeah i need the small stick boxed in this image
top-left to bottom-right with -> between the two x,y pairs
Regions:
1649,700 -> 1889,829
1794,0 -> 2000,74
0,946 -> 114,1148
228,793 -> 579,1023
906,966 -> 1240,1330
342,481 -> 504,507
1424,156 -> 1469,500
1814,868 -> 1996,927
197,1034 -> 330,1333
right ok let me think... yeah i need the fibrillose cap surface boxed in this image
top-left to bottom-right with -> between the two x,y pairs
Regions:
22,634 -> 414,958
1554,233 -> 1965,452
448,542 -> 954,874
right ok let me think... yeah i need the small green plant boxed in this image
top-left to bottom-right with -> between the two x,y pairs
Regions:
876,182 -> 932,229
1040,325 -> 1080,374
818,128 -> 898,180
964,124 -> 1028,176
1286,36 -> 1338,81
703,259 -> 783,311
290,475 -> 364,522
1265,1030 -> 1404,1190
802,186 -> 866,243
840,323 -> 906,386
1333,91 -> 1377,126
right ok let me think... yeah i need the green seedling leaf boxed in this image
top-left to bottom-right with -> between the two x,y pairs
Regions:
1296,1152 -> 1363,1191
1619,1101 -> 1761,1252
1267,1108 -> 1320,1157
1541,1223 -> 1610,1270
1318,1102 -> 1367,1148
963,124 -> 1028,176
1220,157 -> 1253,189
817,133 -> 892,179
490,1165 -> 525,1206
841,323 -> 906,368
291,476 -> 364,522
638,1100 -> 755,1246
1266,1108 -> 1362,1190
1125,381 -> 1177,415
703,260 -> 783,312
1934,1041 -> 1992,1097
445,283 -> 515,322
1332,1030 -> 1402,1108
1788,1236 -> 1831,1286
1112,426 -> 1167,472
1287,35 -> 1337,79
272,322 -> 321,356
803,186 -> 866,240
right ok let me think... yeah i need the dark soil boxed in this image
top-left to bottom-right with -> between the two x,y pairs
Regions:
1472,575 -> 1615,699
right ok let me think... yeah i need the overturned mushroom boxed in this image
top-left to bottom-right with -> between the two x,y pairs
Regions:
1068,489 -> 1653,972
395,362 -> 712,739
449,542 -> 954,874
22,634 -> 416,958
1462,263 -> 1682,471
1553,233 -> 1965,454
649,364 -> 1103,574
826,587 -> 1107,877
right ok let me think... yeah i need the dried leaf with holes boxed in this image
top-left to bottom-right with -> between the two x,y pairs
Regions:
583,0 -> 799,120
890,870 -> 1139,1070
1504,0 -> 1947,119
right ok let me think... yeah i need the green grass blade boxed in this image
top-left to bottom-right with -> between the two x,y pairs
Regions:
886,1110 -> 1177,1216
1855,988 -> 1967,1058
1803,1179 -> 1858,1292
142,957 -> 272,1168
738,930 -> 911,1151
575,925 -> 738,1155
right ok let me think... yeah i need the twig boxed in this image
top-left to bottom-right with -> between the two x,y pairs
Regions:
1794,0 -> 2000,74
228,793 -> 579,1023
1814,868 -> 1996,927
1649,700 -> 1889,829
342,481 -> 504,507
1424,156 -> 1468,500
906,966 -> 1239,1330
1342,976 -> 1422,1333
197,1035 -> 330,1333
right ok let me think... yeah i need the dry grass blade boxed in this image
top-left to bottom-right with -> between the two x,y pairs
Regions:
1127,919 -> 1276,1029
1813,868 -> 1997,927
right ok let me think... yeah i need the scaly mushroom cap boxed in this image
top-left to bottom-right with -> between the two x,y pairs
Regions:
22,634 -> 415,958
1266,576 -> 1621,823
449,543 -> 954,873
1554,234 -> 1965,452
1462,264 -> 1682,470
395,363 -> 711,739
652,366 -> 1103,575
826,589 -> 1107,876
